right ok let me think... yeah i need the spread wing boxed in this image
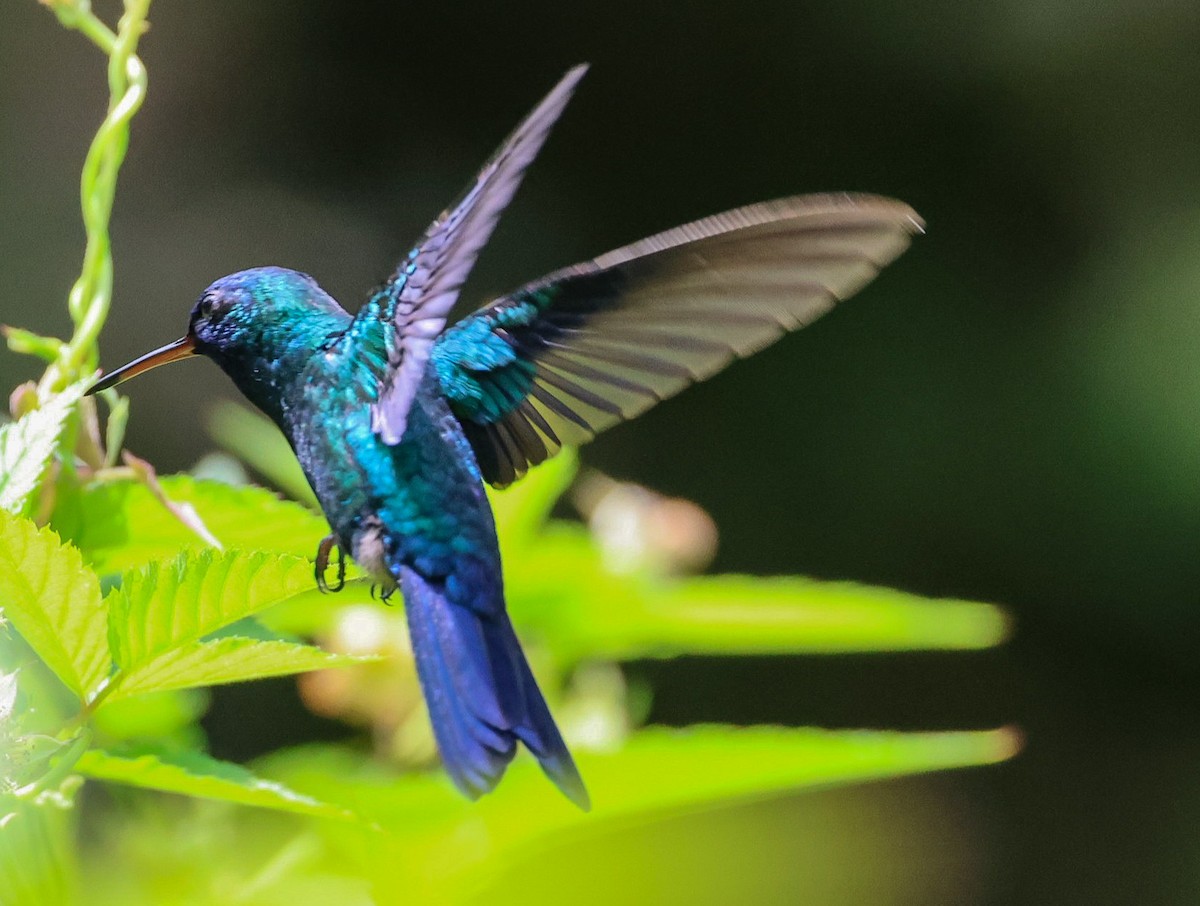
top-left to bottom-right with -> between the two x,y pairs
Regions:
364,65 -> 587,444
431,194 -> 924,486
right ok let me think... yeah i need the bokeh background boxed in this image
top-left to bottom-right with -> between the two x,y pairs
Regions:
3,0 -> 1200,902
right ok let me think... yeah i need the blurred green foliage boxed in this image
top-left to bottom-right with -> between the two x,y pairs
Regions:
3,425 -> 1012,902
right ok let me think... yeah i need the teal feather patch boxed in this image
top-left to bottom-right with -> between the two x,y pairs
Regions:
431,294 -> 546,423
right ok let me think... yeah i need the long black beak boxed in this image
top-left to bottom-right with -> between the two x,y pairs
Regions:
88,335 -> 198,395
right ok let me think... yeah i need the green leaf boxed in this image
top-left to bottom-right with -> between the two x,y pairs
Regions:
105,550 -> 314,678
99,393 -> 128,469
121,451 -> 223,549
53,476 -> 328,575
0,671 -> 24,791
0,672 -> 15,725
539,725 -> 1018,819
208,402 -> 318,506
75,747 -> 356,820
105,637 -> 373,702
488,449 -> 579,551
0,784 -> 79,906
0,672 -> 89,795
2,327 -> 65,364
0,379 -> 88,516
90,689 -> 208,747
0,512 -> 109,700
505,536 -> 1008,661
270,727 -> 1019,827
581,575 -> 1008,658
252,581 -> 375,637
258,726 -> 1019,901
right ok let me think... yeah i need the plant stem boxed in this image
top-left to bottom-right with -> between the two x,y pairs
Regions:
38,0 -> 152,396
16,730 -> 93,799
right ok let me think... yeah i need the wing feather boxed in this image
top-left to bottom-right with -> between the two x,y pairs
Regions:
433,193 -> 923,486
363,66 -> 587,444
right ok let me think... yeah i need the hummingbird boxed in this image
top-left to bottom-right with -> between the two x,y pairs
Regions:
90,65 -> 922,810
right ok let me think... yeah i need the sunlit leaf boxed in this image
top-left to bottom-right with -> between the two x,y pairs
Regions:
105,637 -> 374,702
489,449 -> 579,552
0,512 -> 109,701
2,327 -> 65,364
0,671 -> 22,791
0,673 -> 15,724
531,725 -> 1018,819
254,580 -> 375,637
259,725 -> 1019,900
0,672 -> 77,795
266,726 -> 1019,826
52,476 -> 328,576
90,689 -> 208,748
538,573 -> 1009,660
0,379 -> 88,516
500,527 -> 1007,661
76,748 -> 356,820
4,736 -> 73,795
208,402 -> 317,506
0,784 -> 78,905
105,550 -> 314,676
121,451 -> 222,549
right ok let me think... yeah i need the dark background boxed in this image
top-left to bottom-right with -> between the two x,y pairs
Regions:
3,1 -> 1200,901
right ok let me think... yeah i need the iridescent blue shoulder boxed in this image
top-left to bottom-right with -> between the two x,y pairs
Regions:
430,290 -> 552,423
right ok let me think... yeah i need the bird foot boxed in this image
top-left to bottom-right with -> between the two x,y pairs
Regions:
314,534 -> 346,593
370,582 -> 398,604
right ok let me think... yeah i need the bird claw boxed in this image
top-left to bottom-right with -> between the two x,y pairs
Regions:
314,534 -> 346,593
370,582 -> 398,604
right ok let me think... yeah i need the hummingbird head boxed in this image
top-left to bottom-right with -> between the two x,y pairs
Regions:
89,266 -> 352,419
187,267 -> 347,364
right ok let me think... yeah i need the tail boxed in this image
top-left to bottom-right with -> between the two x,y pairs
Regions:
398,565 -> 590,810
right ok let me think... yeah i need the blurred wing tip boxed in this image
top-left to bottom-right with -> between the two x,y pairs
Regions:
542,64 -> 589,109
787,192 -> 923,227
900,206 -> 926,235
779,192 -> 926,244
585,192 -> 924,272
862,196 -> 924,235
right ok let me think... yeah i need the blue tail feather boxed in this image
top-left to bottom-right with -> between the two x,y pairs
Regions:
399,565 -> 590,810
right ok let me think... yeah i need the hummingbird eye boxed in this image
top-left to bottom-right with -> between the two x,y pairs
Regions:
197,294 -> 226,321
